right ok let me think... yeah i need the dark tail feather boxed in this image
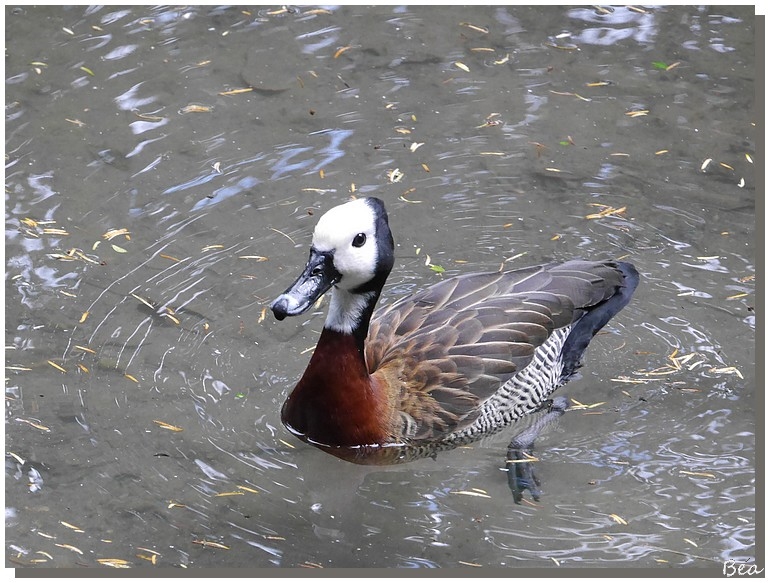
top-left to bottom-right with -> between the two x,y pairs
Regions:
560,261 -> 639,380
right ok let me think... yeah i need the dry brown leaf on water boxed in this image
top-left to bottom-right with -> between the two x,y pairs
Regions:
97,558 -> 131,568
451,490 -> 491,498
55,543 -> 83,554
680,470 -> 716,479
153,420 -> 183,432
609,513 -> 628,525
334,45 -> 352,59
192,540 -> 230,550
459,22 -> 489,34
47,360 -> 67,373
103,228 -> 130,240
585,205 -> 627,219
549,90 -> 590,102
179,104 -> 214,114
387,168 -> 404,183
237,485 -> 260,494
218,88 -> 253,96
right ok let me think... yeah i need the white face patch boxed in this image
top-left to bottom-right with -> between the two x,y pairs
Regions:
312,198 -> 379,291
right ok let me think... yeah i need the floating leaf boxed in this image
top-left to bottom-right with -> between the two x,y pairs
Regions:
179,104 -> 214,114
153,420 -> 183,432
47,360 -> 67,373
217,88 -> 252,96
334,46 -> 352,59
459,22 -> 489,34
103,228 -> 130,240
609,513 -> 627,525
192,540 -> 230,550
651,61 -> 668,70
80,66 -> 95,76
451,490 -> 491,498
454,61 -> 470,72
55,543 -> 83,555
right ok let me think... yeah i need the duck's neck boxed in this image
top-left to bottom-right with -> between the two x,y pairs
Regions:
281,285 -> 394,448
324,287 -> 379,358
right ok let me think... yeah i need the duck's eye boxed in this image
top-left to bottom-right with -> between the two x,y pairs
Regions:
352,233 -> 366,248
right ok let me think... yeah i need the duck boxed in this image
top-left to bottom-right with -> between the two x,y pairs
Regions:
270,196 -> 639,475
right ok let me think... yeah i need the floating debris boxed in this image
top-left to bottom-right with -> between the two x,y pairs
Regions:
55,543 -> 83,555
386,168 -> 404,183
237,485 -> 260,494
585,204 -> 627,219
179,103 -> 214,114
218,88 -> 253,96
153,420 -> 183,432
333,46 -> 352,59
192,540 -> 230,550
97,558 -> 131,568
680,470 -> 716,479
47,360 -> 67,373
609,513 -> 628,525
459,22 -> 489,34
130,293 -> 155,309
569,399 -> 606,410
451,490 -> 491,498
103,228 -> 130,241
549,90 -> 591,102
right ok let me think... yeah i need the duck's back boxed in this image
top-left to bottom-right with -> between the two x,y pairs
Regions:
366,260 -> 639,445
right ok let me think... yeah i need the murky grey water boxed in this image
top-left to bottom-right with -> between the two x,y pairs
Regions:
5,5 -> 757,572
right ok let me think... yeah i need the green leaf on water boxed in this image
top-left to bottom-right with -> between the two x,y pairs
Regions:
651,61 -> 668,70
429,264 -> 445,273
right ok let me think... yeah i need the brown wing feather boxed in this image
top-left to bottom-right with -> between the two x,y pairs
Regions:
365,260 -> 626,442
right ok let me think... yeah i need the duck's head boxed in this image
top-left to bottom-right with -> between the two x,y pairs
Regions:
270,197 -> 395,331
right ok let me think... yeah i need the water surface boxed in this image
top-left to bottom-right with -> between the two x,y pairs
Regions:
5,5 -> 757,571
